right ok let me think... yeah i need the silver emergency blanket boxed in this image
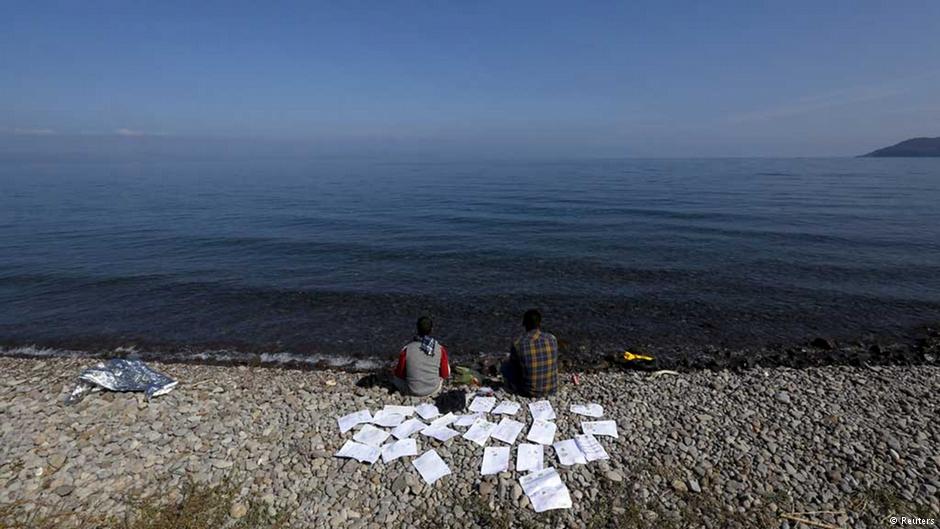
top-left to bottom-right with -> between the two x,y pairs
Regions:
65,359 -> 177,405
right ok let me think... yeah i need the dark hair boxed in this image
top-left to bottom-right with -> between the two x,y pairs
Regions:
416,316 -> 433,336
522,309 -> 542,331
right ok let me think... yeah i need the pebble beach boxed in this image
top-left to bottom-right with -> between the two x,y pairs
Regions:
1,356 -> 938,528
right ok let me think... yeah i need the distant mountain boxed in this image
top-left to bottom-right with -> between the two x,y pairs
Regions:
862,137 -> 940,157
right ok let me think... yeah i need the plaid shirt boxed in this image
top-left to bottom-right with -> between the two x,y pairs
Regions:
510,329 -> 558,397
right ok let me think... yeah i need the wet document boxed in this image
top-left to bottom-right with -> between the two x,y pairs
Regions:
480,446 -> 511,475
491,417 -> 525,445
335,440 -> 381,464
412,449 -> 451,485
381,438 -> 418,463
526,419 -> 557,445
519,467 -> 572,512
516,443 -> 544,472
337,410 -> 372,434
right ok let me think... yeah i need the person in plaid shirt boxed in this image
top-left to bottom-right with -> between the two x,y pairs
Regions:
502,309 -> 558,397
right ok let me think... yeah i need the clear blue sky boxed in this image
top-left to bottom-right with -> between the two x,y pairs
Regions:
2,1 -> 939,157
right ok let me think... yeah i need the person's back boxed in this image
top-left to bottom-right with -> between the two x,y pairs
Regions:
507,309 -> 558,397
393,316 -> 450,396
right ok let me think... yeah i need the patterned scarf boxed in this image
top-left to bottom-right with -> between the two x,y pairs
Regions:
415,335 -> 438,356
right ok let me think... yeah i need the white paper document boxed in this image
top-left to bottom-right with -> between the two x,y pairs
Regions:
516,443 -> 544,472
420,425 -> 459,442
414,403 -> 440,420
526,419 -> 557,445
468,396 -> 496,413
581,420 -> 619,438
391,418 -> 427,440
552,439 -> 587,466
528,400 -> 556,421
462,418 -> 497,446
491,417 -> 525,445
519,467 -> 572,513
371,409 -> 406,428
480,446 -> 511,475
570,403 -> 604,418
428,412 -> 457,428
382,405 -> 415,417
454,413 -> 483,427
335,440 -> 381,464
337,410 -> 372,434
381,438 -> 418,463
492,401 -> 521,415
412,449 -> 451,485
353,424 -> 391,447
575,433 -> 609,462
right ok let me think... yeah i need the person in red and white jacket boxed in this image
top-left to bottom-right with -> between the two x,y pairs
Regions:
392,316 -> 450,397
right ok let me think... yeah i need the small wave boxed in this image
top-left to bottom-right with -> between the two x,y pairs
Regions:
0,344 -> 383,371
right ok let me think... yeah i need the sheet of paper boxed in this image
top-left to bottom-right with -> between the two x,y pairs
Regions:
371,409 -> 406,428
569,403 -> 604,418
581,420 -> 619,438
480,446 -> 511,475
516,443 -> 544,473
335,440 -> 381,464
381,438 -> 418,464
528,400 -> 556,421
391,418 -> 427,440
352,424 -> 391,447
462,418 -> 497,446
491,417 -> 525,445
519,467 -> 572,512
428,412 -> 457,428
552,439 -> 587,466
412,449 -> 451,485
492,400 -> 521,415
382,405 -> 415,417
454,413 -> 483,427
420,425 -> 459,442
337,409 -> 372,434
468,396 -> 496,413
575,433 -> 609,462
414,403 -> 440,420
526,419 -> 557,445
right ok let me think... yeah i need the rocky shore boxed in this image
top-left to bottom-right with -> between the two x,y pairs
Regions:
1,356 -> 937,528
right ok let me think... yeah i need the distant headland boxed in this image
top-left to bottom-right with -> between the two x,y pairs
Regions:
861,137 -> 940,157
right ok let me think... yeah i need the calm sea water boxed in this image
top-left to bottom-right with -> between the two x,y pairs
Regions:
2,157 -> 939,365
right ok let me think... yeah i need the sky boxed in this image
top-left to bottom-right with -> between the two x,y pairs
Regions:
2,1 -> 940,158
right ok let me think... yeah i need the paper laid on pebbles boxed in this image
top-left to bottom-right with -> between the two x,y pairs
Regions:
427,412 -> 457,428
454,413 -> 483,427
371,409 -> 406,428
391,418 -> 427,440
519,467 -> 572,512
553,439 -> 587,466
415,403 -> 440,420
581,420 -> 619,438
420,425 -> 460,442
491,417 -> 525,445
492,401 -> 521,415
517,443 -> 544,472
382,405 -> 415,417
335,440 -> 381,464
528,400 -> 556,421
381,438 -> 418,464
462,418 -> 497,446
468,396 -> 496,413
353,424 -> 391,448
526,419 -> 557,445
481,446 -> 511,475
337,410 -> 372,434
570,403 -> 604,418
575,433 -> 609,462
412,449 -> 451,485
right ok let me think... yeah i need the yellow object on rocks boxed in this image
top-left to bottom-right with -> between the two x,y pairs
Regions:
623,351 -> 654,362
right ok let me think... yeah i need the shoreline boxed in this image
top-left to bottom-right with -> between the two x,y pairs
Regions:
2,322 -> 939,374
1,356 -> 938,528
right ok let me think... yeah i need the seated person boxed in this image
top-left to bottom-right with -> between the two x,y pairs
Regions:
502,309 -> 558,397
392,316 -> 450,396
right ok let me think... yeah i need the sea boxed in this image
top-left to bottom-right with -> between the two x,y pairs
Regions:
2,156 -> 939,368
